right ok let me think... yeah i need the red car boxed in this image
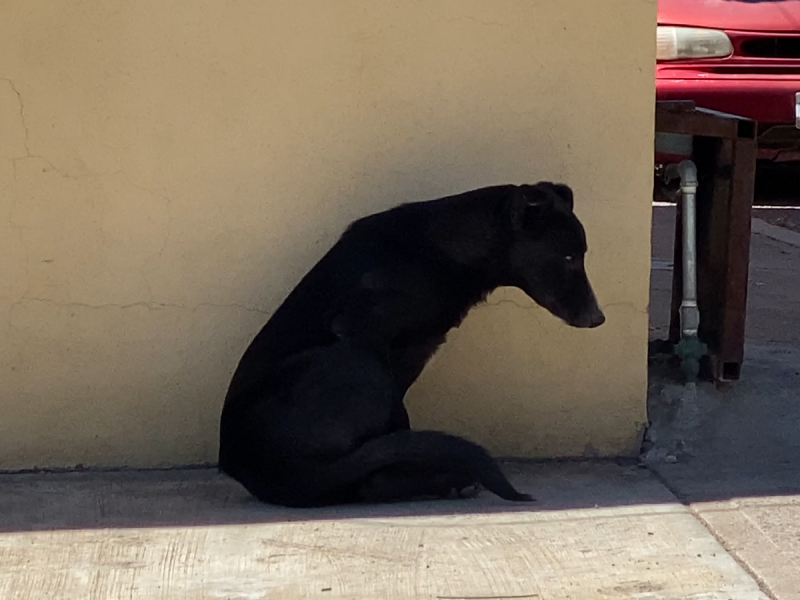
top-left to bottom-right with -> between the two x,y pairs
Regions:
657,0 -> 800,163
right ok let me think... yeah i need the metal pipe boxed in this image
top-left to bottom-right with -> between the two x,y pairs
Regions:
678,160 -> 699,339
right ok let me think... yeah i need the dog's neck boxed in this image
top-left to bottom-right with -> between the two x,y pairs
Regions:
354,186 -> 516,296
420,191 -> 513,289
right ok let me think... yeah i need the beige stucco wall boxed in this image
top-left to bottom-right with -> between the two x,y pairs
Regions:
0,1 -> 655,469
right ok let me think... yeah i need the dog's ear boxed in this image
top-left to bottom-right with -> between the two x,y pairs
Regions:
509,185 -> 555,230
537,181 -> 574,212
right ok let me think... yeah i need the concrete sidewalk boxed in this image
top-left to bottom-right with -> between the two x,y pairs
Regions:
0,464 -> 772,600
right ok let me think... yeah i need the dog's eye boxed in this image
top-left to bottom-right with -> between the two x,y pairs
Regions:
565,255 -> 574,263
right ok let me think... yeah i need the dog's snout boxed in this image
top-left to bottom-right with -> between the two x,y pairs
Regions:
582,288 -> 606,328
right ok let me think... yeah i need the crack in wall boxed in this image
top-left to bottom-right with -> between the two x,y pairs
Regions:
2,79 -> 172,308
2,147 -> 31,313
484,297 -> 648,315
3,77 -> 53,176
2,78 -> 116,181
12,297 -> 269,315
603,301 -> 649,315
2,78 -> 31,159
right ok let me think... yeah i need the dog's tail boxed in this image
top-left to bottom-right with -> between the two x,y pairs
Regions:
241,429 -> 532,507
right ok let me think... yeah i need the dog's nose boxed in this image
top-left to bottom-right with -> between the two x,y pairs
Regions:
588,308 -> 606,328
571,306 -> 606,328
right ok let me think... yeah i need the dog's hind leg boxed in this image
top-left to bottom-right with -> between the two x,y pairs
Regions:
220,340 -> 404,507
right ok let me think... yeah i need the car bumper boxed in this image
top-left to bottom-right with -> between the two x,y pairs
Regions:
656,77 -> 800,126
656,76 -> 800,161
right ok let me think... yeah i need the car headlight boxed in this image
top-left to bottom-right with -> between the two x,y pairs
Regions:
656,26 -> 733,61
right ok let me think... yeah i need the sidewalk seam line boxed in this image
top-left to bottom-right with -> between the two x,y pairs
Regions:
647,467 -> 779,600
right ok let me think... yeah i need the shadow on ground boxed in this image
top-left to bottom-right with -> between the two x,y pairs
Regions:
0,459 -> 680,533
645,343 -> 800,502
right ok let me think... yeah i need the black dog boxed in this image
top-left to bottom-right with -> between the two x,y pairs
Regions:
219,182 -> 605,508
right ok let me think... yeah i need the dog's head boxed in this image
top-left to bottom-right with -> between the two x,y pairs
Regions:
505,182 -> 605,329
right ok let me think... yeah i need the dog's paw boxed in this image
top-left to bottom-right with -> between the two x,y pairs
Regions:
455,484 -> 482,499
